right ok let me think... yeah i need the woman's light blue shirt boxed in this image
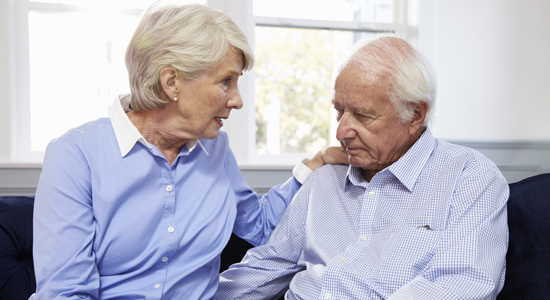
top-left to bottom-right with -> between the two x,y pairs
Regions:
32,96 -> 310,299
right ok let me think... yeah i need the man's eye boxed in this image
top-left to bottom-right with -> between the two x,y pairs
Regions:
356,112 -> 371,119
335,109 -> 343,120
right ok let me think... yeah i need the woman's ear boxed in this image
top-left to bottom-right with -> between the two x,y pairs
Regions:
159,66 -> 180,101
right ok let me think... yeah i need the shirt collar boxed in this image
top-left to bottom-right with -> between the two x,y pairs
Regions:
344,128 -> 435,191
109,94 -> 200,157
387,128 -> 435,191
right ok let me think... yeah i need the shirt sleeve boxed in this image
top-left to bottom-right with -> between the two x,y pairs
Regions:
293,159 -> 314,184
216,177 -> 311,299
33,137 -> 100,300
224,145 -> 312,246
388,167 -> 509,300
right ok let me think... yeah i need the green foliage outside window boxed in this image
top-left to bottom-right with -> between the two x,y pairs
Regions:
254,27 -> 354,154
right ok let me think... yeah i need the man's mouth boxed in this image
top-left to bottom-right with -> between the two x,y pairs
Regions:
214,117 -> 224,126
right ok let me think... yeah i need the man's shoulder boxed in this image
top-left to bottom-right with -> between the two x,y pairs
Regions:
433,139 -> 501,175
309,164 -> 349,184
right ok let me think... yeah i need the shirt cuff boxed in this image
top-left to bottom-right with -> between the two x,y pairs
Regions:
292,159 -> 314,184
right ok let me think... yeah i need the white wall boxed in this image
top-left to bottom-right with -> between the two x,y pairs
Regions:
417,0 -> 550,142
0,0 -> 13,160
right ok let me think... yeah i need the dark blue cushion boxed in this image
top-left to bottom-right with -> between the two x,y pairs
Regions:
497,173 -> 550,300
0,196 -> 36,300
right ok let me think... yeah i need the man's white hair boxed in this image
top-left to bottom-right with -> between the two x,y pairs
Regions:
338,33 -> 437,126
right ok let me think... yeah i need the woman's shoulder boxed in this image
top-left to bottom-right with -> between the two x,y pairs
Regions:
45,118 -> 113,152
55,118 -> 111,140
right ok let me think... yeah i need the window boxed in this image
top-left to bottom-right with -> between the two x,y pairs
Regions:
4,0 -> 407,165
247,0 -> 405,165
7,0 -> 163,162
28,7 -> 142,151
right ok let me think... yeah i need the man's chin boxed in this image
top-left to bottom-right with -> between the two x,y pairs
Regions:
348,156 -> 374,170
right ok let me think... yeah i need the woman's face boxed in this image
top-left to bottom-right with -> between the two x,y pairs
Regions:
173,48 -> 244,140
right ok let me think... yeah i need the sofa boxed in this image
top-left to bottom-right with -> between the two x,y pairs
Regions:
1,173 -> 549,299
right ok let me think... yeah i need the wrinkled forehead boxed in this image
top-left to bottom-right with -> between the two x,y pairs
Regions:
333,63 -> 393,110
334,61 -> 392,94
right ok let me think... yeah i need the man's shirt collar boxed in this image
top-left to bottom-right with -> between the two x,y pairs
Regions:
344,128 -> 435,191
388,128 -> 435,191
109,94 -> 199,157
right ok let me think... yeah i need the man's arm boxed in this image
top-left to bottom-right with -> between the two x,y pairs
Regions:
388,167 -> 509,300
216,176 -> 312,299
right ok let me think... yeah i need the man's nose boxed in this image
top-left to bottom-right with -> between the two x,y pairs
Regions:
336,113 -> 357,141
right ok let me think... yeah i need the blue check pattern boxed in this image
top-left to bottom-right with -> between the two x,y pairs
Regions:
217,128 -> 509,300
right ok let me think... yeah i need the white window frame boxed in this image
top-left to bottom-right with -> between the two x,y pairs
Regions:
2,0 -> 411,168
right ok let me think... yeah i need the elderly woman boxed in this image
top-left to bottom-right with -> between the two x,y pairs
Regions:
31,2 -> 345,300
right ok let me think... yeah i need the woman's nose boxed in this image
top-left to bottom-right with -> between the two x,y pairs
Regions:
228,89 -> 243,110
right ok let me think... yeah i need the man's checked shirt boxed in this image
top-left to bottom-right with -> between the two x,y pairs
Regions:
217,128 -> 509,300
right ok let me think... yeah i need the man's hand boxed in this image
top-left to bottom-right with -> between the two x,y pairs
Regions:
303,146 -> 349,171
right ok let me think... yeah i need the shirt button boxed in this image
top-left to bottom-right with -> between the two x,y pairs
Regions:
368,191 -> 375,198
339,256 -> 346,262
166,185 -> 173,192
168,226 -> 175,233
324,293 -> 331,299
161,256 -> 168,262
154,283 -> 161,289
360,235 -> 368,241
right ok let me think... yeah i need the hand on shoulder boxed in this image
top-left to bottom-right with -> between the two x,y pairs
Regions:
303,146 -> 349,171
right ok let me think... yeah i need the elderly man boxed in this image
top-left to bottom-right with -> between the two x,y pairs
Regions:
215,34 -> 509,300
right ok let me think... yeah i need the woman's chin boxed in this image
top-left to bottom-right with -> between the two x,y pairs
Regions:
201,128 -> 221,140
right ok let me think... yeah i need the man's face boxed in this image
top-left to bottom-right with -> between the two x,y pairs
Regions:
333,64 -> 421,181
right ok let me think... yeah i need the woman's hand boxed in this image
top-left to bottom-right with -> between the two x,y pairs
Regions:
303,146 -> 349,171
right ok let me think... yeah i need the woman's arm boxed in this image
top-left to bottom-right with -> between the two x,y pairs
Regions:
225,141 -> 347,246
33,137 -> 99,300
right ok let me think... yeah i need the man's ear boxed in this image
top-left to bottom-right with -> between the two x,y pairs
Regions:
159,66 -> 180,101
408,101 -> 428,135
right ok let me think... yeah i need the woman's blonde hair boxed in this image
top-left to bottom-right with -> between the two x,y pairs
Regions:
125,2 -> 254,111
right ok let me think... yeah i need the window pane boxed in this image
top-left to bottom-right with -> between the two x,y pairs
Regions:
253,0 -> 394,23
29,0 -> 161,9
28,10 -> 140,150
254,26 -> 373,155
